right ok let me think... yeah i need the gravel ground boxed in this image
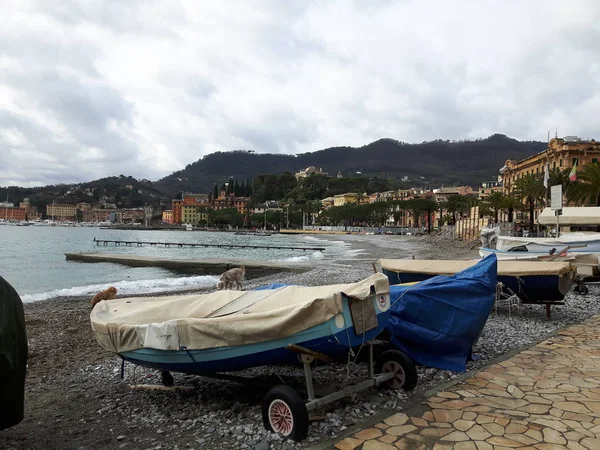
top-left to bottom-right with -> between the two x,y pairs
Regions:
2,234 -> 600,450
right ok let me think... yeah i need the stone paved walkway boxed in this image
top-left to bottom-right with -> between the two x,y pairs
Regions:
334,316 -> 600,450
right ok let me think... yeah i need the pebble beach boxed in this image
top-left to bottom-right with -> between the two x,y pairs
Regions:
3,234 -> 600,450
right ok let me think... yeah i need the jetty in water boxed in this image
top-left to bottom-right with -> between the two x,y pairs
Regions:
92,237 -> 325,252
65,252 -> 311,278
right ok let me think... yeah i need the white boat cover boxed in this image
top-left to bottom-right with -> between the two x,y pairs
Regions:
478,249 -> 599,265
378,259 -> 576,277
90,273 -> 389,353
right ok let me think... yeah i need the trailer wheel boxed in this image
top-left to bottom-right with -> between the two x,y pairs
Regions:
375,349 -> 418,391
161,370 -> 174,387
262,385 -> 309,441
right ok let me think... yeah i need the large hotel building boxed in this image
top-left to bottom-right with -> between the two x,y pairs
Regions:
500,136 -> 600,195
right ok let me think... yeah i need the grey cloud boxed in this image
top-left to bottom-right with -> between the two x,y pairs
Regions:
1,1 -> 600,187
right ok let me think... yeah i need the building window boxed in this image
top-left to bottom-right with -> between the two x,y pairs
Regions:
553,162 -> 556,169
560,159 -> 563,167
573,157 -> 579,167
536,167 -> 539,174
593,158 -> 599,164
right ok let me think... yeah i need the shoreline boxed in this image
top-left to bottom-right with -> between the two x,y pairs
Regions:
5,235 -> 600,450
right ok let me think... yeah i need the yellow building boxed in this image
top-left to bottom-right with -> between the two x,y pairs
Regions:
501,136 -> 600,195
46,203 -> 77,221
321,197 -> 334,209
162,210 -> 173,224
332,192 -> 367,207
181,204 -> 209,225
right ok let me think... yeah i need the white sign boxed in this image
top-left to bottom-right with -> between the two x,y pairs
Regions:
550,184 -> 563,211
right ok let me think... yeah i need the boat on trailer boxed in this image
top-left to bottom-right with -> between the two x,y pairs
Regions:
378,258 -> 576,304
90,274 -> 417,441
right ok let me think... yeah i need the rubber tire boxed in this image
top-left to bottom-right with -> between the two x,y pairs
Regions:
161,370 -> 174,387
375,349 -> 418,391
262,385 -> 309,441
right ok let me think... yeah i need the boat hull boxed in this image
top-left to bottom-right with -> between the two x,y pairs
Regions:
121,295 -> 390,374
382,269 -> 572,303
496,236 -> 600,254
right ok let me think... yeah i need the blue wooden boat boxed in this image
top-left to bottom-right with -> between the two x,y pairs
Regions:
378,258 -> 576,303
90,274 -> 417,441
119,291 -> 390,374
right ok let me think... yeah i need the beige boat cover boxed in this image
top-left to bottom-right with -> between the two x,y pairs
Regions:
378,259 -> 576,277
90,273 -> 389,354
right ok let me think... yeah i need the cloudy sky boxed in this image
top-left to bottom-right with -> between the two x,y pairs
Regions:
1,0 -> 599,187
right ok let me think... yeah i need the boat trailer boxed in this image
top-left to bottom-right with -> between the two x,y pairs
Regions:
139,342 -> 416,441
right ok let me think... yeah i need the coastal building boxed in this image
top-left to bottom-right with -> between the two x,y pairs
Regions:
181,204 -> 209,225
332,192 -> 368,207
501,136 -> 600,195
478,179 -> 503,199
19,198 -> 39,220
397,188 -> 427,200
433,186 -> 475,203
76,202 -> 92,212
0,206 -> 26,221
114,208 -> 145,223
211,191 -> 250,215
172,193 -> 212,224
46,203 -> 77,221
295,166 -> 328,180
320,197 -> 335,209
82,209 -> 110,223
162,210 -> 173,224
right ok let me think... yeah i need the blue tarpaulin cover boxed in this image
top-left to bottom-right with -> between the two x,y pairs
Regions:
386,255 -> 497,372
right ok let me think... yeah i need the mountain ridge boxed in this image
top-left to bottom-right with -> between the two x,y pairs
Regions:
1,134 -> 546,209
155,134 -> 546,193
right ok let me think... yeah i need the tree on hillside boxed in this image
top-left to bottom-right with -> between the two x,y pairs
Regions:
513,173 -> 545,231
366,177 -> 392,194
212,184 -> 219,199
300,174 -> 328,200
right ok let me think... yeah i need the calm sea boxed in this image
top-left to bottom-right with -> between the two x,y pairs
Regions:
0,226 -> 361,303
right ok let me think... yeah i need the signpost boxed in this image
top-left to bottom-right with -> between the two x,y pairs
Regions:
550,185 -> 563,237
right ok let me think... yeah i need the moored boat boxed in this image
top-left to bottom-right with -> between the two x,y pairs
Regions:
378,258 -> 576,303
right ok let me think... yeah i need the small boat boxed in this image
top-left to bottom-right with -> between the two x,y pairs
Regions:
493,233 -> 600,254
378,258 -> 576,304
91,274 -> 415,440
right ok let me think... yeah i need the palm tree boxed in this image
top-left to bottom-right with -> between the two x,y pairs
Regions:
513,173 -> 546,231
444,195 -> 468,225
569,162 -> 600,206
501,194 -> 524,224
421,199 -> 438,233
484,192 -> 505,224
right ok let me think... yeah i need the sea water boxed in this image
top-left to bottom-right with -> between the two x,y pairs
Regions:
0,226 -> 360,302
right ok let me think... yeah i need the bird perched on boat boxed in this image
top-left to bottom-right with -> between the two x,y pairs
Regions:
90,286 -> 118,308
217,266 -> 245,290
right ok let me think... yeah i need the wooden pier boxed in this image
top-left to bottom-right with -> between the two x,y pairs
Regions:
92,238 -> 325,252
65,253 -> 310,277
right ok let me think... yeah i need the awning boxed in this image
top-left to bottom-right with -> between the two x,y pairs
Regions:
539,207 -> 600,226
